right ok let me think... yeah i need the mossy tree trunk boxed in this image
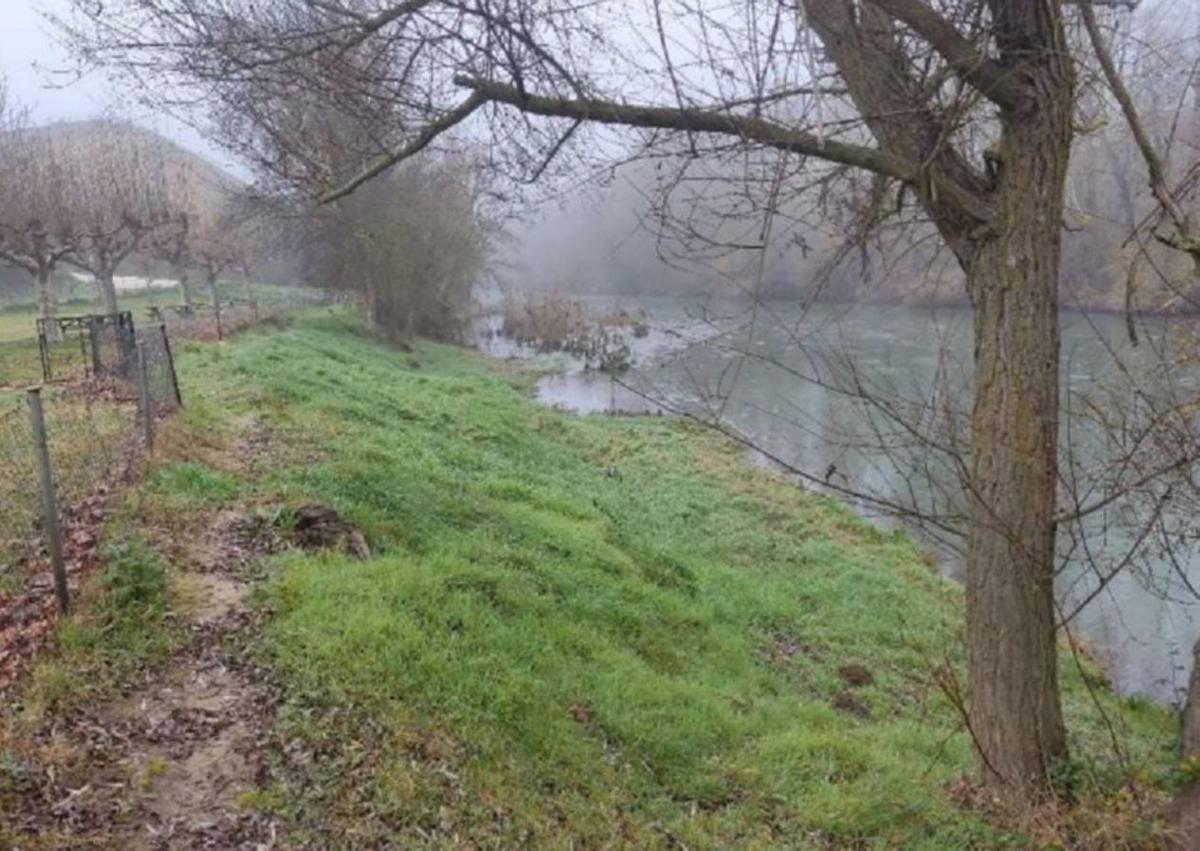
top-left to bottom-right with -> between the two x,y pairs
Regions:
963,74 -> 1072,785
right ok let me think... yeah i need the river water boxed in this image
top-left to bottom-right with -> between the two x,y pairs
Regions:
480,296 -> 1200,703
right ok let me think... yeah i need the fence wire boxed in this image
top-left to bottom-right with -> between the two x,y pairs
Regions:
0,387 -> 134,577
151,290 -> 336,341
136,325 -> 183,414
1,288 -> 332,577
0,396 -> 38,577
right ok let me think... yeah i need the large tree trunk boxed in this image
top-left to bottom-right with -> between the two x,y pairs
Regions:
96,269 -> 120,315
175,263 -> 194,308
35,264 -> 64,343
1184,639 -> 1200,759
1171,639 -> 1200,847
36,264 -> 56,322
963,42 -> 1072,789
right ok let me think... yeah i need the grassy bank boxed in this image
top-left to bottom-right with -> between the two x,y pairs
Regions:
143,313 -> 1172,848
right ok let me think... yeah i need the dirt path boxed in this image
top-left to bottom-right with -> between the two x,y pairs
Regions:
5,507 -> 285,850
107,528 -> 274,851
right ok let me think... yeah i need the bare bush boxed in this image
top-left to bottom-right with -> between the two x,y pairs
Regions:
306,155 -> 489,342
499,291 -> 642,370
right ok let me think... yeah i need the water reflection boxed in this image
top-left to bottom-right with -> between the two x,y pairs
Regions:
480,297 -> 1199,702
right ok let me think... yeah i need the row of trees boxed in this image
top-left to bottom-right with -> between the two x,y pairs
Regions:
0,73 -> 491,342
0,88 -> 251,323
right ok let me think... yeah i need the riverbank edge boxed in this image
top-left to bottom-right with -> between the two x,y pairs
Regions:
1,312 -> 1187,848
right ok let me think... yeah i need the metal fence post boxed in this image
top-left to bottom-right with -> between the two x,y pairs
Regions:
27,388 -> 69,615
136,341 -> 154,452
87,318 -> 102,377
160,323 -> 183,408
37,322 -> 52,382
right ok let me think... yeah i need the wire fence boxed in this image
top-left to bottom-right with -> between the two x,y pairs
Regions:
2,288 -> 337,389
0,287 -> 334,684
150,289 -> 338,341
0,385 -> 142,686
37,312 -> 137,384
0,386 -> 135,578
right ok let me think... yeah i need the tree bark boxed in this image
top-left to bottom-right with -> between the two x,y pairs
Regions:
1182,639 -> 1200,757
175,263 -> 194,307
35,263 -> 63,342
962,17 -> 1073,787
1172,639 -> 1200,847
95,269 -> 120,315
36,264 -> 57,323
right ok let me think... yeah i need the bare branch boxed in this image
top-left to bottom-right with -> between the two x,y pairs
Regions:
865,0 -> 1026,110
450,75 -> 919,180
317,90 -> 487,204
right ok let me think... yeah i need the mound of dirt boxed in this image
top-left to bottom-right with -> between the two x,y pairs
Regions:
291,503 -> 371,560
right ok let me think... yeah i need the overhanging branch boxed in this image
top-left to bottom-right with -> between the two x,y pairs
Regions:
317,91 -> 487,205
451,75 -> 918,181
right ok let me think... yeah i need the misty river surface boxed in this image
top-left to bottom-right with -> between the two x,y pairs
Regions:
481,296 -> 1200,704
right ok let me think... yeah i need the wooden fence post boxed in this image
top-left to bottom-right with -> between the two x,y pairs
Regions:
27,388 -> 69,615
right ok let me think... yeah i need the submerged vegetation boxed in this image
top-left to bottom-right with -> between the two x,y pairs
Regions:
499,291 -> 645,372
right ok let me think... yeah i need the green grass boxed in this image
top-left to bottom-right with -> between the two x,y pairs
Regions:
0,281 -> 317,386
145,461 -> 240,510
9,533 -> 177,722
166,313 -> 1179,849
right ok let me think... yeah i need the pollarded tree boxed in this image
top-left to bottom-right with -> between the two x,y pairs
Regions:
0,81 -> 77,326
53,121 -> 178,314
145,212 -> 196,307
59,0 -> 1169,794
191,204 -> 247,308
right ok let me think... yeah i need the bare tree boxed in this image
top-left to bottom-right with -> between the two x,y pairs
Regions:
146,212 -> 196,307
1082,1 -> 1200,286
58,0 -> 1197,796
308,153 -> 490,341
52,121 -> 179,314
191,204 -> 249,310
0,83 -> 77,326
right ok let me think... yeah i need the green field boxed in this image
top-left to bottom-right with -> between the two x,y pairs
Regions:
0,281 -> 315,386
124,313 -> 1176,848
0,280 -> 306,343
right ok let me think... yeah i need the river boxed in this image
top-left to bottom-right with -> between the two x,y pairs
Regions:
480,295 -> 1200,704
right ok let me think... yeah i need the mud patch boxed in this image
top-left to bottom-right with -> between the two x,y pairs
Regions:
837,663 -> 874,688
176,572 -> 248,623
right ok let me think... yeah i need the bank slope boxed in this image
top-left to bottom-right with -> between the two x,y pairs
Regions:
170,313 -> 1175,849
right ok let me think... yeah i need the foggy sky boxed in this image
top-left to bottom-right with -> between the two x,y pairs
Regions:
2,0 -> 241,173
